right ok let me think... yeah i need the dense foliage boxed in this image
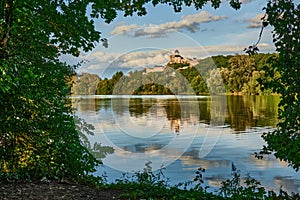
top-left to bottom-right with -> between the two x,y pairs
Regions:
96,71 -> 124,95
259,1 -> 300,171
72,73 -> 100,95
107,164 -> 299,199
218,53 -> 279,95
91,53 -> 278,95
0,0 -> 102,181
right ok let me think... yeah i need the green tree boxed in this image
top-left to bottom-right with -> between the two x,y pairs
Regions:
96,71 -> 123,95
211,55 -> 233,69
0,0 -> 102,181
254,53 -> 280,94
227,55 -> 256,94
259,1 -> 300,171
207,68 -> 225,94
96,78 -> 112,94
191,75 -> 209,94
72,73 -> 101,95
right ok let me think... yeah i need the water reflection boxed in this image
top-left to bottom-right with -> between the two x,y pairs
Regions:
72,95 -> 299,194
226,95 -> 279,131
73,95 -> 279,132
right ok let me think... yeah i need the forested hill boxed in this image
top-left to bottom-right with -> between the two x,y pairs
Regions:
71,53 -> 279,95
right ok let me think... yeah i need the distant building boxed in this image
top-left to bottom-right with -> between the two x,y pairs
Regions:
169,49 -> 189,65
168,50 -> 198,67
143,50 -> 199,75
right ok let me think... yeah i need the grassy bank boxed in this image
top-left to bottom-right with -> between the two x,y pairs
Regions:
1,165 -> 298,199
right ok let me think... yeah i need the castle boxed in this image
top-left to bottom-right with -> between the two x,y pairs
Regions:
168,49 -> 189,65
144,50 -> 198,74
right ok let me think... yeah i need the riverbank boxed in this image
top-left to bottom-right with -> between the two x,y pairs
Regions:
0,180 -> 123,200
1,176 -> 299,200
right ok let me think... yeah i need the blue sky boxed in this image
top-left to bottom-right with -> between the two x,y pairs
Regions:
73,0 -> 276,77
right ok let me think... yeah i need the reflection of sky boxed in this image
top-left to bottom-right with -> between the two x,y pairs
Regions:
72,95 -> 299,194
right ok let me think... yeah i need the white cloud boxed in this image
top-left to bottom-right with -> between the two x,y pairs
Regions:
174,43 -> 275,58
111,11 -> 227,38
240,0 -> 256,3
83,51 -> 118,63
77,42 -> 275,76
115,50 -> 170,67
77,50 -> 171,75
110,24 -> 137,35
245,13 -> 266,28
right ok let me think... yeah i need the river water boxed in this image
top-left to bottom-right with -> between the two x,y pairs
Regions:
72,95 -> 300,193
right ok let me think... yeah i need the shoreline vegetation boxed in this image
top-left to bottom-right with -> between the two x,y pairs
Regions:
1,165 -> 299,199
71,53 -> 280,96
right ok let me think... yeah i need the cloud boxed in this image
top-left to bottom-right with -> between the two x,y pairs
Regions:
110,24 -> 137,35
240,0 -> 256,3
111,11 -> 227,38
206,43 -> 274,55
169,43 -> 275,58
245,13 -> 265,28
83,51 -> 118,63
114,50 -> 170,67
77,42 -> 275,76
77,50 -> 171,76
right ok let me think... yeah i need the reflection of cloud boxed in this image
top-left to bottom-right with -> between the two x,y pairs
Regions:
248,154 -> 289,170
111,11 -> 227,38
245,13 -> 265,28
181,150 -> 230,169
274,176 -> 300,194
206,176 -> 225,187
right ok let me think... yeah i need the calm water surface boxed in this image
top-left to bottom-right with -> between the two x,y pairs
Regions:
72,95 -> 300,193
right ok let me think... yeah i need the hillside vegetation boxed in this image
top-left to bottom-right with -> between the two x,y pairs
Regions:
72,53 -> 279,95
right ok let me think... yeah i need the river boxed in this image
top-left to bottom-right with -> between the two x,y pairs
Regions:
72,95 -> 300,193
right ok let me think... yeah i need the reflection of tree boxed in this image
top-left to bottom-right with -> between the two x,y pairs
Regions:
94,98 -> 111,111
73,98 -> 113,112
129,98 -> 155,117
111,98 -> 128,116
163,99 -> 181,120
198,98 -> 211,124
122,143 -> 163,153
74,116 -> 114,162
72,98 -> 98,112
226,96 -> 279,131
75,96 -> 279,133
128,98 -> 206,133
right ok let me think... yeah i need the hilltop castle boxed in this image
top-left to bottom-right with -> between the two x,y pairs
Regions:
168,49 -> 199,67
168,49 -> 189,65
144,50 -> 198,74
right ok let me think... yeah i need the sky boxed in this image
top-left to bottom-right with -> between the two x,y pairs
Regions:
70,0 -> 277,78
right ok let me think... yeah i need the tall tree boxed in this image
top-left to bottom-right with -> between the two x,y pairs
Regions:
223,55 -> 256,93
259,1 -> 300,171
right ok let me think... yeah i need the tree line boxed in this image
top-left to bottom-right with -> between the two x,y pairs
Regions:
72,53 -> 279,95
